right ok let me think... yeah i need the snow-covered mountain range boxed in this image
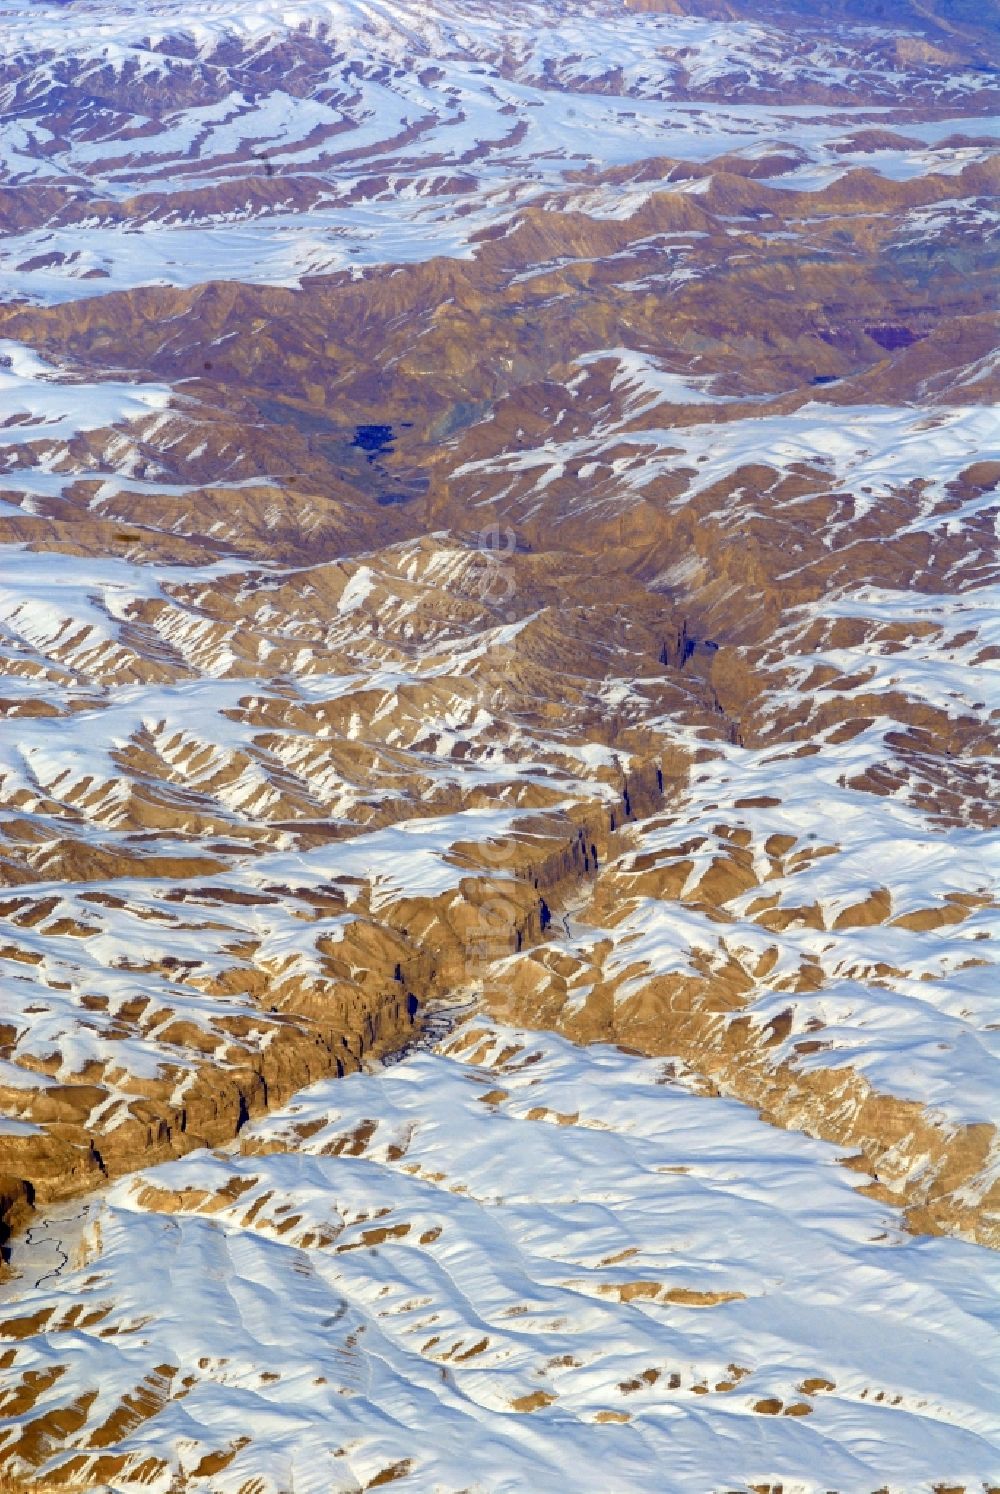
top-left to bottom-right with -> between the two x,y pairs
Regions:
0,0 -> 997,1489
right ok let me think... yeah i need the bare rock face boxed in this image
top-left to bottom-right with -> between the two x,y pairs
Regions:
0,0 -> 997,1486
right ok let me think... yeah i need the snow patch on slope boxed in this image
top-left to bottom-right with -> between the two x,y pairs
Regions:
1,1016 -> 997,1492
